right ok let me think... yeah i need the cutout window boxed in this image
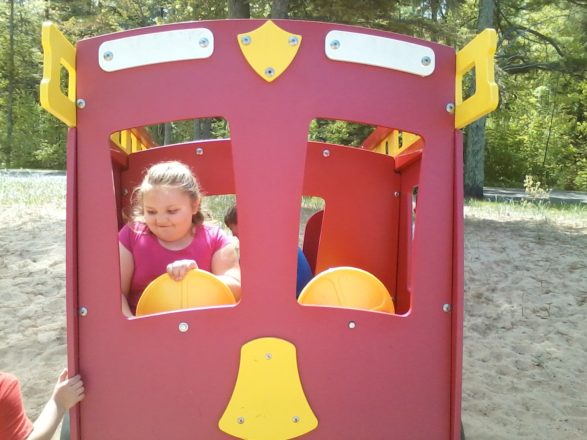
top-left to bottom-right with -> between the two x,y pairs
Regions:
112,118 -> 238,318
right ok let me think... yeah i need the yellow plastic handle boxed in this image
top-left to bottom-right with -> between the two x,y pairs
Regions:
455,29 -> 499,129
40,22 -> 77,127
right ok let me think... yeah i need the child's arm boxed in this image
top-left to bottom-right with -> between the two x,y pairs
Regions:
211,243 -> 241,301
119,243 -> 135,317
27,370 -> 84,440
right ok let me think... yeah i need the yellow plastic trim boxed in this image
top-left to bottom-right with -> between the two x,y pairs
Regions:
371,131 -> 394,155
372,130 -> 421,157
455,28 -> 499,129
219,337 -> 318,440
40,22 -> 77,127
136,269 -> 235,316
298,267 -> 395,313
110,129 -> 151,154
238,20 -> 302,83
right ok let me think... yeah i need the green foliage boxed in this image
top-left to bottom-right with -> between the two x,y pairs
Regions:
484,0 -> 587,190
309,120 -> 374,147
0,0 -> 585,192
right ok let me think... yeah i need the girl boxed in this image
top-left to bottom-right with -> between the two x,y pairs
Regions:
118,161 -> 241,316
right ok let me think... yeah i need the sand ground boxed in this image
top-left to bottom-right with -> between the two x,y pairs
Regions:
1,202 -> 586,439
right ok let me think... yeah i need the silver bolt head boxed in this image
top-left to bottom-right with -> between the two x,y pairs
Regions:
196,147 -> 204,155
443,304 -> 452,313
265,353 -> 272,360
241,35 -> 251,45
330,39 -> 340,50
394,191 -> 400,197
348,321 -> 356,329
265,67 -> 275,77
178,322 -> 189,332
322,149 -> 330,158
76,99 -> 86,109
237,416 -> 245,424
421,56 -> 431,66
292,416 -> 300,423
446,103 -> 455,114
103,51 -> 113,61
199,37 -> 209,48
79,307 -> 88,317
288,36 -> 299,46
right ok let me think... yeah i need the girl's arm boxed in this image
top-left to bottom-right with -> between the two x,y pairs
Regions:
27,370 -> 84,440
118,243 -> 134,317
211,243 -> 241,301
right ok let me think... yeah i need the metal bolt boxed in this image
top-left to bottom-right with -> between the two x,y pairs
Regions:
178,322 -> 189,332
103,51 -> 113,61
79,307 -> 88,317
237,417 -> 245,424
195,147 -> 204,155
123,188 -> 128,196
292,416 -> 300,423
76,99 -> 86,109
288,36 -> 299,46
330,39 -> 340,50
199,37 -> 209,48
421,56 -> 431,66
348,321 -> 356,329
265,353 -> 272,360
241,35 -> 251,45
443,304 -> 452,313
265,67 -> 275,77
446,103 -> 455,114
322,149 -> 330,158
394,191 -> 400,197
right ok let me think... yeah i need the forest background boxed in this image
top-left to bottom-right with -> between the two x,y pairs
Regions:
0,0 -> 586,196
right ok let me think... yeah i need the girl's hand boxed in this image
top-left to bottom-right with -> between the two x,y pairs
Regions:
166,259 -> 198,281
53,369 -> 85,410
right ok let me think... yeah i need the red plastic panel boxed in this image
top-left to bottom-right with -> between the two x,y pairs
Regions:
302,210 -> 323,273
69,19 -> 460,439
303,141 -> 400,292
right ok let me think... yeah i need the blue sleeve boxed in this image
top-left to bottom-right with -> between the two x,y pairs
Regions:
296,247 -> 313,298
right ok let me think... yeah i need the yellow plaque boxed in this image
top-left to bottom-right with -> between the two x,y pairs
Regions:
219,337 -> 318,439
237,21 -> 302,83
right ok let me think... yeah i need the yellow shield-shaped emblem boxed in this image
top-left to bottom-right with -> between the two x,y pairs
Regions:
237,20 -> 302,83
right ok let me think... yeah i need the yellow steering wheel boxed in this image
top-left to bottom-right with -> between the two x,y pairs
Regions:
298,267 -> 395,313
136,269 -> 236,316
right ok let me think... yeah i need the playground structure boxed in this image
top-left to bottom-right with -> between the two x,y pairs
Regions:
41,19 -> 497,439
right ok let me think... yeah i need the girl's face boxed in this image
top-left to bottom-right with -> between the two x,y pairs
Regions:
142,186 -> 199,245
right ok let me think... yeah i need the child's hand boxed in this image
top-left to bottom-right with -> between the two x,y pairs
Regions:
52,369 -> 85,411
166,259 -> 198,281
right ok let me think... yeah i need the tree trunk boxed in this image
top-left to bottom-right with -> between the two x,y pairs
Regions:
193,119 -> 212,140
463,0 -> 496,198
164,122 -> 173,145
3,0 -> 15,166
271,0 -> 289,19
464,121 -> 486,198
228,0 -> 250,18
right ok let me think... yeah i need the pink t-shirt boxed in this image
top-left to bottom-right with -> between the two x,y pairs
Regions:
0,373 -> 34,440
119,222 -> 231,313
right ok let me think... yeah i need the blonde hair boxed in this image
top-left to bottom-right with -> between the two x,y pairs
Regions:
130,161 -> 205,225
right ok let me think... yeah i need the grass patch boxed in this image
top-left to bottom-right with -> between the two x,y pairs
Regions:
0,174 -> 66,208
3,173 -> 586,231
465,198 -> 587,228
